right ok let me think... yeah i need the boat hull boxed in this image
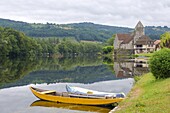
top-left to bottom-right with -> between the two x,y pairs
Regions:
30,87 -> 124,106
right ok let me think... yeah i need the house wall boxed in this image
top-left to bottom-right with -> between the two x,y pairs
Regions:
120,41 -> 133,49
114,34 -> 133,50
134,44 -> 155,54
114,35 -> 123,49
114,35 -> 119,49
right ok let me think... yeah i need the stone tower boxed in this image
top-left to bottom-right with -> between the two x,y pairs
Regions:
133,21 -> 145,43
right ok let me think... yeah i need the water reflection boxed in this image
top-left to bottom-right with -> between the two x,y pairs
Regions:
0,56 -> 116,89
0,57 -> 40,87
30,100 -> 113,113
0,56 -> 150,89
114,58 -> 149,78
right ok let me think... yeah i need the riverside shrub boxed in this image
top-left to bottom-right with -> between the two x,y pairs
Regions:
149,48 -> 170,79
102,46 -> 113,54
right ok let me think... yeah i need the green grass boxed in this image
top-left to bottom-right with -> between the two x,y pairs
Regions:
115,73 -> 170,113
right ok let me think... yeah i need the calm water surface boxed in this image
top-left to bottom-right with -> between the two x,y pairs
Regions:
0,56 -> 148,113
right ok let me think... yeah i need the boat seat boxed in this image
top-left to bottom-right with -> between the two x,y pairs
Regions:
40,90 -> 56,94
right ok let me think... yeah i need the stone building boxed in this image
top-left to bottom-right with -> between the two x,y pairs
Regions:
114,21 -> 155,55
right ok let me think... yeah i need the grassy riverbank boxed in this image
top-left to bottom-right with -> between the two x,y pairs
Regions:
115,73 -> 170,113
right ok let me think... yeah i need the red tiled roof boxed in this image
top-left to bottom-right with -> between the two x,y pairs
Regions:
154,40 -> 161,45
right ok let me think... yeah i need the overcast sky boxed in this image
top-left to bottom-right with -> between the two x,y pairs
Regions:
0,0 -> 170,28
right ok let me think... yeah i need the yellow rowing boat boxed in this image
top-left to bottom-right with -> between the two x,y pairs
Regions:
30,87 -> 124,106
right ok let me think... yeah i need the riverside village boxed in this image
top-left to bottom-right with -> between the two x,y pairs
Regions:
0,1 -> 170,112
114,21 -> 160,56
113,21 -> 164,79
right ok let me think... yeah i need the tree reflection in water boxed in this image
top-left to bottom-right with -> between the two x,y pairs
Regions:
0,55 -> 117,89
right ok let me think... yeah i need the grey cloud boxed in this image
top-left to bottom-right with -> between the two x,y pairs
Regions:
0,0 -> 170,27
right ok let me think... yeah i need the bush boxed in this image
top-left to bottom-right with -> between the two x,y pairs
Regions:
149,48 -> 170,79
102,46 -> 113,54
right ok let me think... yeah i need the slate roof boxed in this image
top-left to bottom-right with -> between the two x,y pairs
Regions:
135,21 -> 144,28
117,34 -> 133,44
134,35 -> 153,45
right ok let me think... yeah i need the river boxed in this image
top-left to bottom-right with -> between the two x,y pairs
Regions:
0,56 -> 149,113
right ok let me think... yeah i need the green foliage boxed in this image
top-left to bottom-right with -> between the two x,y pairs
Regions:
57,41 -> 102,55
1,18 -> 170,42
136,53 -> 153,57
160,32 -> 170,48
0,19 -> 132,42
149,48 -> 170,79
0,26 -> 103,57
0,27 -> 41,57
145,26 -> 170,40
106,34 -> 115,46
103,56 -> 114,65
134,76 -> 141,82
102,46 -> 113,54
0,56 -> 40,86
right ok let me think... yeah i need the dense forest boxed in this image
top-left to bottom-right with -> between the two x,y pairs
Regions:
0,26 -> 102,57
1,18 -> 169,42
0,18 -> 131,42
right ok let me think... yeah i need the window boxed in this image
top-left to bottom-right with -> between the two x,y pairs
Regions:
136,45 -> 142,47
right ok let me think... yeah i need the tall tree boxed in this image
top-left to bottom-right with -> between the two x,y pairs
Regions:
160,32 -> 170,48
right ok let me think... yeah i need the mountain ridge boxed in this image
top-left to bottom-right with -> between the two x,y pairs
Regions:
0,18 -> 169,41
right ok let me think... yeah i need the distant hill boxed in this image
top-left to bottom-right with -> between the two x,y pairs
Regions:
0,18 -> 169,41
